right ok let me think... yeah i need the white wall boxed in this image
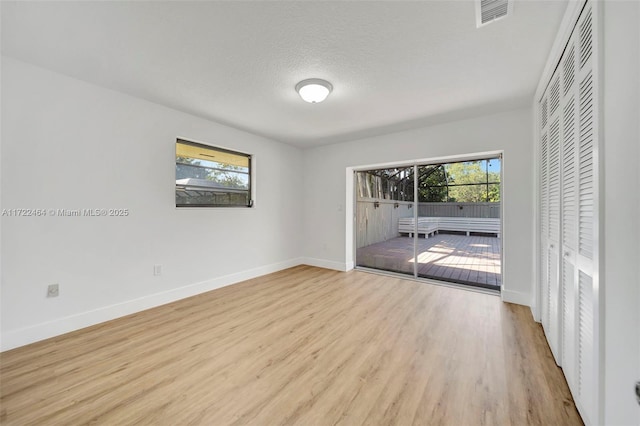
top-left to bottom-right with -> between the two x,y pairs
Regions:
0,57 -> 303,350
302,108 -> 534,305
602,1 -> 640,424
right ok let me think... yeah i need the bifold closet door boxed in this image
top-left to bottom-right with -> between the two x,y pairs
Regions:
537,1 -> 599,424
574,5 -> 598,423
560,30 -> 578,392
547,70 -> 562,364
539,71 -> 562,366
539,114 -> 549,335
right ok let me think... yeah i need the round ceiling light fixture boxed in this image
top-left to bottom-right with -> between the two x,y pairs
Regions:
295,78 -> 333,103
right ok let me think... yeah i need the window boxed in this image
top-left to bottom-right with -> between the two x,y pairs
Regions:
355,157 -> 501,204
429,158 -> 501,203
175,139 -> 252,207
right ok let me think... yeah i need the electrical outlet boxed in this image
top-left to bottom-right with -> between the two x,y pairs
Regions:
47,284 -> 59,298
153,265 -> 162,276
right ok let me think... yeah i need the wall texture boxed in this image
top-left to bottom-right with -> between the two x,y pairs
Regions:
1,57 -> 304,350
601,1 -> 640,423
302,108 -> 534,305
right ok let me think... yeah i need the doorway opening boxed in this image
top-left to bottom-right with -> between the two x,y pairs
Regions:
354,156 -> 502,291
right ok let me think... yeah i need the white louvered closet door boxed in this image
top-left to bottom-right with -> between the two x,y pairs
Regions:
560,31 -> 578,392
539,99 -> 550,336
537,1 -> 599,425
547,70 -> 562,363
575,6 -> 598,424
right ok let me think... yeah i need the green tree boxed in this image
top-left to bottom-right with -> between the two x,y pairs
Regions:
445,161 -> 500,202
417,165 -> 447,202
176,157 -> 247,189
357,159 -> 500,204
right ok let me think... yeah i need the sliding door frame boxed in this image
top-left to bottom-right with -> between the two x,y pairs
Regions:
350,150 -> 504,295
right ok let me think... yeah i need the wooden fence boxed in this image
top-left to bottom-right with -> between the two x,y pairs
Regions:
418,202 -> 500,218
356,200 -> 500,248
356,199 -> 414,248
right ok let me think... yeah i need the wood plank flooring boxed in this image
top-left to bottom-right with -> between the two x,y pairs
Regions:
0,266 -> 581,425
356,235 -> 501,288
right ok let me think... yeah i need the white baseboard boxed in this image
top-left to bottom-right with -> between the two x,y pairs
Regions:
530,304 -> 540,323
501,289 -> 532,307
0,258 -> 304,352
301,257 -> 350,272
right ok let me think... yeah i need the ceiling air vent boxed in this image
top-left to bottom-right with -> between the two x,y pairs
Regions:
476,0 -> 512,27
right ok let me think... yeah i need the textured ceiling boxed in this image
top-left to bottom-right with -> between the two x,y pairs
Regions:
1,1 -> 568,147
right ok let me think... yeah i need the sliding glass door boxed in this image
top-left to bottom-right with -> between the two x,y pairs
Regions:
355,157 -> 502,291
355,166 -> 415,276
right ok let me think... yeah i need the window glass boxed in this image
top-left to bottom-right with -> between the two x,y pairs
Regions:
176,140 -> 252,207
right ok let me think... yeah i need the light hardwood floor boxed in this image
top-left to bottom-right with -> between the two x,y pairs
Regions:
0,266 -> 582,425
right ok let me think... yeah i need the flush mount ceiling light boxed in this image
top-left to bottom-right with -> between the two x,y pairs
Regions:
295,78 -> 333,103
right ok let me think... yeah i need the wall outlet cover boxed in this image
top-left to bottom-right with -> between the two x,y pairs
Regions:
47,284 -> 59,298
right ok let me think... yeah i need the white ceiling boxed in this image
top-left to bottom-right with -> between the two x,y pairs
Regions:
1,1 -> 568,147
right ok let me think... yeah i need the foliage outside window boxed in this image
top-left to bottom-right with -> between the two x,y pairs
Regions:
356,167 -> 414,201
419,159 -> 501,203
176,139 -> 252,207
356,158 -> 500,203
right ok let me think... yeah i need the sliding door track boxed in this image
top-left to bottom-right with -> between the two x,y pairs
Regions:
354,266 -> 500,297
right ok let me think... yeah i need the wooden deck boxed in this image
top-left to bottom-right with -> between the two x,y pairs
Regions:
356,234 -> 501,288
